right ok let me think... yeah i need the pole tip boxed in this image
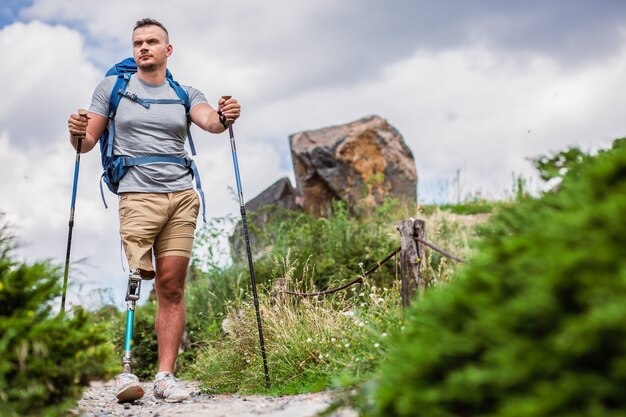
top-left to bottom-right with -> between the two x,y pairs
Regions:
78,109 -> 88,117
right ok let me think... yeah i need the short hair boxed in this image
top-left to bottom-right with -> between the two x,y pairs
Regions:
133,18 -> 169,40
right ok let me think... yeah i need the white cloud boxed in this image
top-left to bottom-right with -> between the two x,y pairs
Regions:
0,21 -> 100,148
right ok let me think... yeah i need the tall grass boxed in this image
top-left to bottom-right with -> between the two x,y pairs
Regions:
191,255 -> 405,394
186,199 -> 488,394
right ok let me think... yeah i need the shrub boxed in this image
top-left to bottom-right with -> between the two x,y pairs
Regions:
0,224 -> 115,416
360,139 -> 626,417
251,199 -> 403,290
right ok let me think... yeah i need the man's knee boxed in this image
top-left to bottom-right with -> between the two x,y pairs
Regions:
156,283 -> 185,304
155,256 -> 189,304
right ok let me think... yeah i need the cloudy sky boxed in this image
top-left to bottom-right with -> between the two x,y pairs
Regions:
1,0 -> 625,307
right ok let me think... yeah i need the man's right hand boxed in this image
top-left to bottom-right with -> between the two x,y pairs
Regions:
68,110 -> 90,140
67,109 -> 107,153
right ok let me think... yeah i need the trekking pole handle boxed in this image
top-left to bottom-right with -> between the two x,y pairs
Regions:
76,109 -> 88,152
221,95 -> 235,125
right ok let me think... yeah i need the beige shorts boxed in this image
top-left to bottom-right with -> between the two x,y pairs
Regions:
119,189 -> 200,273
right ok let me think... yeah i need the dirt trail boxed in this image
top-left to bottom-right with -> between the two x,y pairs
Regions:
74,380 -> 357,417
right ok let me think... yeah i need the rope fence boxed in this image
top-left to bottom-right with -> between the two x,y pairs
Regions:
283,247 -> 400,297
282,218 -> 465,303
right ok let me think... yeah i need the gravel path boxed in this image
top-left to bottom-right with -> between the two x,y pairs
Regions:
73,380 -> 358,417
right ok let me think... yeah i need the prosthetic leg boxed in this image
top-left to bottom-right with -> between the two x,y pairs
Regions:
123,270 -> 142,373
115,270 -> 145,402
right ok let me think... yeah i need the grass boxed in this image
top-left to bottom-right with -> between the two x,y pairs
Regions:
190,255 -> 405,394
419,199 -> 498,215
186,200 -> 489,394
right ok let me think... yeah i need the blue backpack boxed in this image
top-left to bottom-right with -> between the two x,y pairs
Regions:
99,57 -> 206,221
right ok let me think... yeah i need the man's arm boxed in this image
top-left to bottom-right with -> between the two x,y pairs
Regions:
68,112 -> 108,153
190,97 -> 241,133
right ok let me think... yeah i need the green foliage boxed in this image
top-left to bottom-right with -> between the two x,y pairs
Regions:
191,256 -> 405,394
181,199 -> 410,380
532,146 -> 588,182
359,139 -> 626,417
0,225 -> 115,416
252,200 -> 402,290
420,200 -> 497,216
186,191 -> 488,395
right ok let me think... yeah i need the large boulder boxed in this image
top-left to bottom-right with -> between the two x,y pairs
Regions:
289,115 -> 417,216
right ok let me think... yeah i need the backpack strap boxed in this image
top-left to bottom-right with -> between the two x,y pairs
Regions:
118,91 -> 185,108
99,155 -> 207,222
168,79 -> 197,156
105,73 -> 131,158
187,159 -> 206,222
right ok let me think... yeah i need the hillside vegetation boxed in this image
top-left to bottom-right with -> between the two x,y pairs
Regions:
358,139 -> 626,416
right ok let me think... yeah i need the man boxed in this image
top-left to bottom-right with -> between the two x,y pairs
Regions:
67,18 -> 240,403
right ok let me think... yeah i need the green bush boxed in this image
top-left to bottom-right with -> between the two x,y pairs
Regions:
360,139 -> 626,417
252,199 -> 402,290
0,226 -> 115,416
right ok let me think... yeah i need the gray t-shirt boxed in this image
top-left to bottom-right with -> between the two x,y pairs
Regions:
89,75 -> 208,193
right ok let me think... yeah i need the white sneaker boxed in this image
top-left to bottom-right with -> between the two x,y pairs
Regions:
114,373 -> 144,403
153,372 -> 189,403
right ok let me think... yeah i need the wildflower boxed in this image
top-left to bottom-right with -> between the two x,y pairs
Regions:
344,343 -> 350,348
381,332 -> 387,337
374,343 -> 380,348
358,262 -> 364,269
359,292 -> 365,297
307,338 -> 313,343
331,337 -> 336,343
318,354 -> 324,360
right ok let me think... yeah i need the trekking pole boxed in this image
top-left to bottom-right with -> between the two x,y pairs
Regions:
223,96 -> 271,389
61,109 -> 88,314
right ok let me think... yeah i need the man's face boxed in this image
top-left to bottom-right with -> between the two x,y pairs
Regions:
132,25 -> 171,72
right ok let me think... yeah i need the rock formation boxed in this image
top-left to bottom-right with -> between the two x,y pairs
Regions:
289,115 -> 417,216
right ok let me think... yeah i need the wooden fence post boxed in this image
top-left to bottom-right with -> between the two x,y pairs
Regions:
397,218 -> 426,307
271,278 -> 287,306
414,218 -> 427,290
